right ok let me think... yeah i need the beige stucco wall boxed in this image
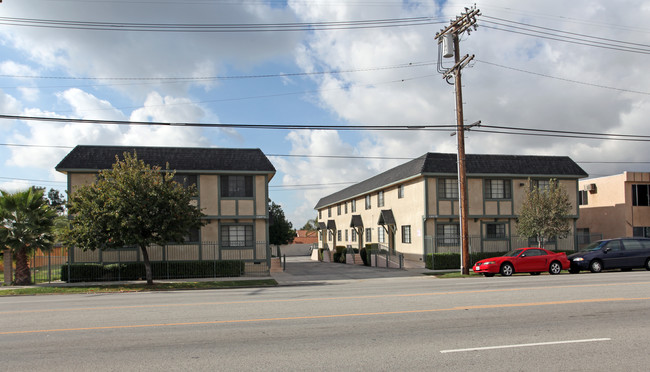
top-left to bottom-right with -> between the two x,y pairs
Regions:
200,175 -> 219,215
255,175 -> 267,215
578,172 -> 650,238
317,177 -> 425,256
69,173 -> 96,192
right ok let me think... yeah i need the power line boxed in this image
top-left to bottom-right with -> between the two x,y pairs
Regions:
0,61 -> 436,81
482,15 -> 650,49
476,59 -> 650,96
0,114 -> 457,131
0,15 -> 445,32
480,20 -> 650,55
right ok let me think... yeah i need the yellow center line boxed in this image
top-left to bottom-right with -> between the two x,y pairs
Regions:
2,297 -> 649,335
1,281 -> 649,315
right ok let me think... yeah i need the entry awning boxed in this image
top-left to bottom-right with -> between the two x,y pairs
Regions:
327,220 -> 337,230
377,209 -> 396,226
350,215 -> 364,228
317,222 -> 327,230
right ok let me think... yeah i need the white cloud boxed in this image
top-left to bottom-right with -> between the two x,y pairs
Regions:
7,89 -> 210,170
0,1 -> 303,100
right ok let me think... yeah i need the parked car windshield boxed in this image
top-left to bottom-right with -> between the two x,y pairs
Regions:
503,249 -> 524,257
581,241 -> 606,252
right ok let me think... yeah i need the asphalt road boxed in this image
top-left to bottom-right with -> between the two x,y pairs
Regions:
2,269 -> 650,371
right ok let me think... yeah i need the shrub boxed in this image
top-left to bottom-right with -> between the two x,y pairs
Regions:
425,252 -> 510,270
333,246 -> 346,263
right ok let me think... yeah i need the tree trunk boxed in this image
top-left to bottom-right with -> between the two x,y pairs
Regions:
14,248 -> 32,286
140,245 -> 154,285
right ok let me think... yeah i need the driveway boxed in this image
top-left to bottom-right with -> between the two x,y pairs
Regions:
270,256 -> 432,285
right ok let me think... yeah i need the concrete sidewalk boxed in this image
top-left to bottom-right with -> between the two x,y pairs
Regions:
270,256 -> 435,286
1,256 -> 440,290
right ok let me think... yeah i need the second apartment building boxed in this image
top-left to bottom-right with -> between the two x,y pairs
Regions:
314,152 -> 587,259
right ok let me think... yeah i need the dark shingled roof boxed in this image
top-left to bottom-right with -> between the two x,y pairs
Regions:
314,152 -> 587,209
55,145 -> 276,174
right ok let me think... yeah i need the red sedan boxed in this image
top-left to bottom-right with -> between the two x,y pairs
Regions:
472,247 -> 570,277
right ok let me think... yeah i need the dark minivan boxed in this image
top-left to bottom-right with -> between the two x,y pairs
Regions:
568,238 -> 650,273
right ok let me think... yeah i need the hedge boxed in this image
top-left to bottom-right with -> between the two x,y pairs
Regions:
426,252 -> 511,270
332,246 -> 347,263
60,260 -> 245,282
425,250 -> 572,270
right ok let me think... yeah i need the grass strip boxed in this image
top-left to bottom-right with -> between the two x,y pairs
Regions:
0,279 -> 277,296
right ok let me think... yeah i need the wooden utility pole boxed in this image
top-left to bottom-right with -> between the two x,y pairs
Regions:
435,6 -> 480,275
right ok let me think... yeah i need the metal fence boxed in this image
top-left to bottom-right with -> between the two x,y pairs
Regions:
20,242 -> 271,283
425,233 -> 603,256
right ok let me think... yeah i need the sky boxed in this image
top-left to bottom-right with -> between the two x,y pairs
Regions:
0,0 -> 649,228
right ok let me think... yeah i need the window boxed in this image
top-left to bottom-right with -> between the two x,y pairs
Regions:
351,229 -> 357,242
378,227 -> 385,243
365,195 -> 371,210
378,191 -> 384,207
221,175 -> 253,197
632,184 -> 650,206
337,204 -> 341,215
633,227 -> 650,238
485,179 -> 511,199
351,199 -> 356,213
344,202 -> 348,214
578,190 -> 588,205
365,228 -> 372,242
328,231 -> 332,241
221,225 -> 253,247
486,223 -> 506,239
319,210 -> 322,219
345,229 -> 349,241
318,231 -> 322,242
532,179 -> 550,191
577,228 -> 591,245
172,174 -> 197,189
402,225 -> 411,244
398,184 -> 405,199
181,227 -> 200,243
623,239 -> 646,251
438,178 -> 458,199
437,224 -> 459,245
524,249 -> 546,257
328,207 -> 331,218
337,230 -> 342,241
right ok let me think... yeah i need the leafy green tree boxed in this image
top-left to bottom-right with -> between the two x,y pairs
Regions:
269,201 -> 296,245
64,152 -> 205,285
516,179 -> 572,248
47,188 -> 67,215
301,217 -> 318,231
0,187 -> 57,285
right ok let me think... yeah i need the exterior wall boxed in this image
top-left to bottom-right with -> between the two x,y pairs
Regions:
578,172 -> 650,239
69,173 -> 96,192
316,177 -> 425,256
65,170 -> 272,265
318,174 -> 583,257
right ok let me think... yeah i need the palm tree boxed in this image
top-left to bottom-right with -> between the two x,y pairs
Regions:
0,187 -> 57,285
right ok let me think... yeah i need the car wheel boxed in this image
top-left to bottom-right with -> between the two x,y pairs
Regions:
569,268 -> 580,274
589,260 -> 603,273
500,263 -> 514,276
483,273 -> 495,277
645,258 -> 650,271
549,261 -> 562,275
530,272 -> 541,276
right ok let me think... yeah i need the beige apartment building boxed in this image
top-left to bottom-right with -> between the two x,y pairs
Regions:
314,153 -> 587,260
56,145 -> 276,269
577,172 -> 650,239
